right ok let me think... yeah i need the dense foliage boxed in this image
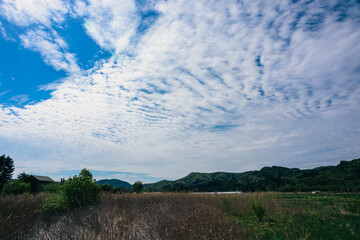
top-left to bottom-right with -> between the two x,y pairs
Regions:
41,169 -> 101,213
42,182 -> 61,193
41,194 -> 67,214
145,158 -> 360,192
1,180 -> 31,195
62,169 -> 101,208
17,172 -> 31,182
0,155 -> 14,191
100,184 -> 114,192
133,181 -> 144,193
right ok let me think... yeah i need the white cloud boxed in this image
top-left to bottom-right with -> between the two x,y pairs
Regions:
73,0 -> 139,53
0,0 -> 359,180
9,94 -> 29,104
1,0 -> 80,75
0,0 -> 68,27
1,0 -> 139,76
20,29 -> 80,74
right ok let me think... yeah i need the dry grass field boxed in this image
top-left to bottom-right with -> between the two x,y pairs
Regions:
1,192 -> 359,239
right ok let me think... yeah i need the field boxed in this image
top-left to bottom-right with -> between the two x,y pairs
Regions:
1,192 -> 360,239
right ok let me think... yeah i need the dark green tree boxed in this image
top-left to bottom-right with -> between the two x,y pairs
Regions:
17,172 -> 31,182
100,184 -> 114,192
133,181 -> 143,193
0,155 -> 14,190
60,169 -> 100,208
60,178 -> 66,185
79,168 -> 93,179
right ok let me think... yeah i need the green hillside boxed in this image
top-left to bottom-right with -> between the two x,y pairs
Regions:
145,158 -> 360,192
97,179 -> 132,189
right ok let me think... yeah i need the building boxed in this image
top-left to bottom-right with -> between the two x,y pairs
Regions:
311,190 -> 322,194
29,175 -> 54,192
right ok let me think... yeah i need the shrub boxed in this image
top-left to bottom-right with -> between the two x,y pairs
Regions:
220,196 -> 232,214
42,183 -> 61,193
113,186 -> 129,193
2,181 -> 31,195
61,171 -> 101,208
250,199 -> 265,222
41,169 -> 101,214
41,194 -> 68,214
100,184 -> 114,192
133,181 -> 143,193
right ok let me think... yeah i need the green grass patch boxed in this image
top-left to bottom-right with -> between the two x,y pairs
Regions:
228,193 -> 360,240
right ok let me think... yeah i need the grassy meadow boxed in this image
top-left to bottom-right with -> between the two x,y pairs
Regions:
1,192 -> 359,239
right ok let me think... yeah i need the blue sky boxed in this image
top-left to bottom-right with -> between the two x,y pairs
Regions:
0,0 -> 359,183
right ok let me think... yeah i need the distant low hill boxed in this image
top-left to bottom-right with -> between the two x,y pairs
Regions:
97,179 -> 132,189
144,158 -> 360,192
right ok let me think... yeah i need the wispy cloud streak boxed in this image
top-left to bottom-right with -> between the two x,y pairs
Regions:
20,29 -> 80,73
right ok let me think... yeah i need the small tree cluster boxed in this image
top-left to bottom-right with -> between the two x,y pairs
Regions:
133,181 -> 143,193
100,184 -> 130,193
100,184 -> 113,192
42,168 -> 101,214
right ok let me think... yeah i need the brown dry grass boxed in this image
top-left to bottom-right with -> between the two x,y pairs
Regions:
0,193 -> 49,239
2,193 -> 250,239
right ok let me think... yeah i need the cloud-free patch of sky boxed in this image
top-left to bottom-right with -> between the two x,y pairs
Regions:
0,0 -> 359,182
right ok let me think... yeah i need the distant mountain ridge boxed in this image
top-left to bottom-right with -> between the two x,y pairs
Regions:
97,179 -> 132,189
144,158 -> 360,192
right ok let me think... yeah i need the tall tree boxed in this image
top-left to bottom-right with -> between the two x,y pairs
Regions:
0,155 -> 15,190
17,172 -> 31,183
133,181 -> 144,193
79,168 -> 93,179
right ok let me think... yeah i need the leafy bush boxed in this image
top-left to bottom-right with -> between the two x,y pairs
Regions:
61,172 -> 101,208
250,199 -> 265,221
2,181 -> 31,195
41,194 -> 68,214
133,181 -> 143,193
220,196 -> 232,214
42,183 -> 61,193
115,186 -> 130,193
41,169 -> 101,214
100,184 -> 114,192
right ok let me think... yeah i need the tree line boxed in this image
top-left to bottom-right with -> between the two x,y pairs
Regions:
145,158 -> 360,192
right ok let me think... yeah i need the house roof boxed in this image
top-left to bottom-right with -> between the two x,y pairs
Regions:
31,175 -> 54,182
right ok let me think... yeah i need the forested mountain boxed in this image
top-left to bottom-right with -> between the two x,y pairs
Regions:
97,179 -> 132,189
144,158 -> 360,192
